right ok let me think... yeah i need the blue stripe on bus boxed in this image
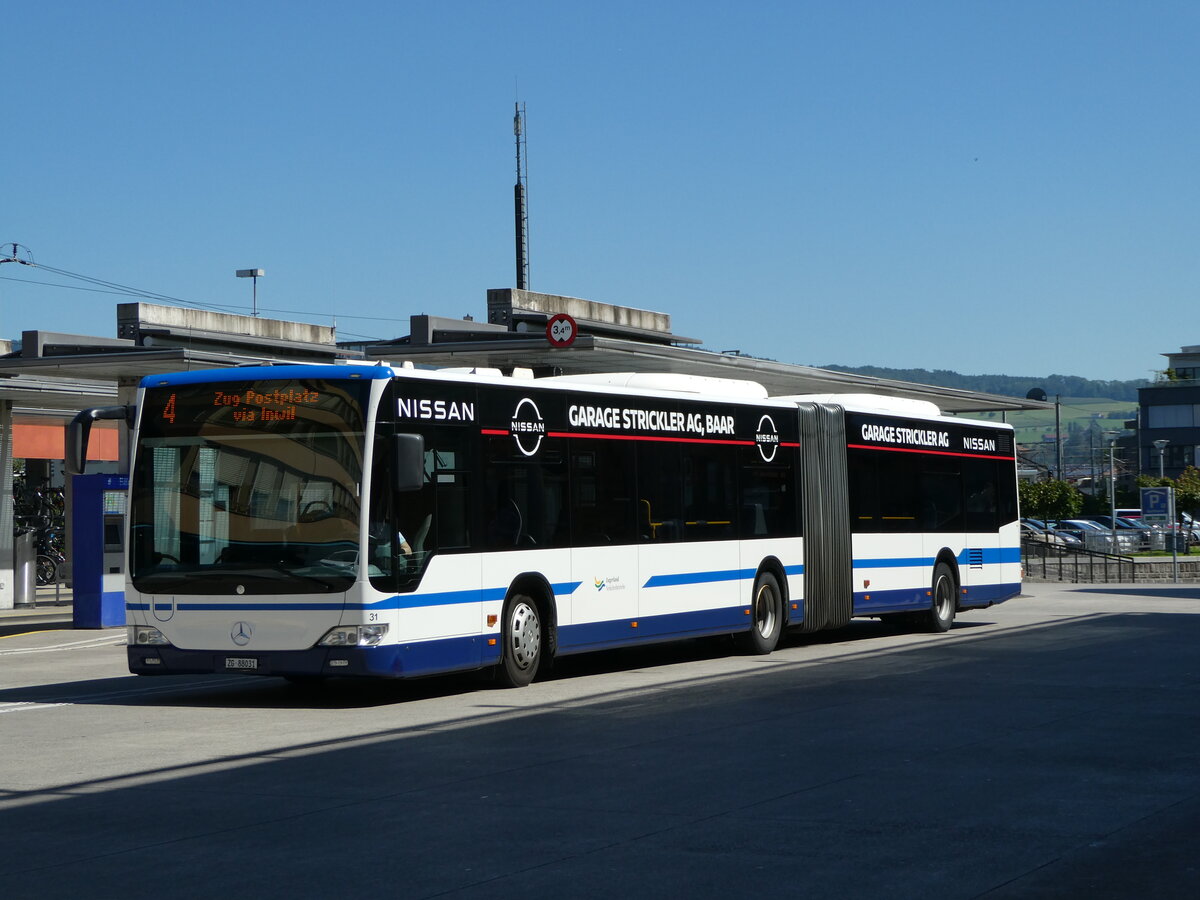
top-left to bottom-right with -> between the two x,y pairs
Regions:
959,547 -> 1021,564
128,581 -> 585,614
369,581 -> 582,610
642,564 -> 805,589
643,568 -> 754,588
853,547 -> 1020,569
139,364 -> 393,388
852,557 -> 933,569
127,601 -> 350,612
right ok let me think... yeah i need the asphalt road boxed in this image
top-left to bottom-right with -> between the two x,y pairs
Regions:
1,583 -> 1198,899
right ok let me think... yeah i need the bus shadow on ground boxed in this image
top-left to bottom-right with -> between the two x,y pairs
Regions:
0,616 -> 996,712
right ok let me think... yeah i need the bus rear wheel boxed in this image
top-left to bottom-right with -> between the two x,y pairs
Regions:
498,593 -> 542,687
734,571 -> 783,655
926,563 -> 957,633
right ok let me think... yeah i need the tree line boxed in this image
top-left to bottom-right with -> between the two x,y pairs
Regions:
1020,467 -> 1200,522
822,365 -> 1148,402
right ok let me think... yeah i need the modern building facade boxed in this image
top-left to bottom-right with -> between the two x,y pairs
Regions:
1138,344 -> 1200,479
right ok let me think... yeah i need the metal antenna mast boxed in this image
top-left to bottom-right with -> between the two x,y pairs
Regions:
514,102 -> 529,290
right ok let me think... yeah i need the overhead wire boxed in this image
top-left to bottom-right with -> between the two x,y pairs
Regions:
1,260 -> 410,339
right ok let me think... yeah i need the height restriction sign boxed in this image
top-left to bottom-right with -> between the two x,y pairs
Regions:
546,313 -> 577,348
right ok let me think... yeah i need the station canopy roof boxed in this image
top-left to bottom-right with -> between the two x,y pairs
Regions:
352,291 -> 1048,415
0,295 -> 1050,416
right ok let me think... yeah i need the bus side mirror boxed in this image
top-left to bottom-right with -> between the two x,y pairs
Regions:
66,406 -> 134,476
393,434 -> 425,492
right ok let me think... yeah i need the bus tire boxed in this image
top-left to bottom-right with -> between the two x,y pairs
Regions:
926,563 -> 957,633
735,571 -> 783,655
498,593 -> 542,687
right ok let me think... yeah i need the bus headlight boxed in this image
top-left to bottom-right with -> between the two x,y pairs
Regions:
317,624 -> 389,647
129,626 -> 170,646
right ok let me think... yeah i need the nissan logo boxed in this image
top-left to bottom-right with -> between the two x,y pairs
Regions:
510,397 -> 546,457
756,414 -> 781,462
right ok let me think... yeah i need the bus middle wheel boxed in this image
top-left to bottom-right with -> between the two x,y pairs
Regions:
735,571 -> 783,655
498,593 -> 542,687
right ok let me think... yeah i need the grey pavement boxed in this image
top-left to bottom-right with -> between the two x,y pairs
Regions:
0,587 -> 75,633
0,582 -> 1197,898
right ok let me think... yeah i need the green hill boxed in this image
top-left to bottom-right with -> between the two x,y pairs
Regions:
821,364 -> 1144,477
964,398 -> 1137,443
820,364 -> 1148,403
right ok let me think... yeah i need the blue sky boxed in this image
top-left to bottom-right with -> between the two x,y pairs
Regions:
4,1 -> 1197,382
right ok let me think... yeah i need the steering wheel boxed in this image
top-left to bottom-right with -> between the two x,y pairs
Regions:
302,500 -> 334,518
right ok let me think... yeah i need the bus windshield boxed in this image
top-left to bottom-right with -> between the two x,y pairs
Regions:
129,378 -> 370,595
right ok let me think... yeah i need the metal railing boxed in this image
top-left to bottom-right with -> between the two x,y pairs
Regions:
1021,537 -> 1135,583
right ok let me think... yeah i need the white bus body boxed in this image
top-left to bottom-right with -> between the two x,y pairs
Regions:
91,364 -> 1020,685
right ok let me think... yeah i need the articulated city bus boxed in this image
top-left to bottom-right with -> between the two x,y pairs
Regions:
68,363 -> 1020,686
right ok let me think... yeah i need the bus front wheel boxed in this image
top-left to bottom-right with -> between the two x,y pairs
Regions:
498,593 -> 542,687
734,571 -> 783,655
926,563 -> 957,633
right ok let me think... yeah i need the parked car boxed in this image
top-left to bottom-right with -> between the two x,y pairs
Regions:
1021,518 -> 1083,546
1085,516 -> 1157,549
1020,520 -> 1078,548
1039,520 -> 1084,543
1060,518 -> 1139,553
1180,512 -> 1200,546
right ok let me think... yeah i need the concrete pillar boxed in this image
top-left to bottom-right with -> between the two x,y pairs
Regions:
117,377 -> 138,473
0,400 -> 13,609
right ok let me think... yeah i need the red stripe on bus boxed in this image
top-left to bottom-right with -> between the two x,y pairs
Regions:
550,432 -> 754,446
846,443 -> 1015,461
481,428 -> 755,447
482,429 -> 801,449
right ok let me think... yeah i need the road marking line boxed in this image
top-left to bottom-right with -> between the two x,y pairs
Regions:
0,677 -> 241,715
0,702 -> 73,714
0,636 -> 124,655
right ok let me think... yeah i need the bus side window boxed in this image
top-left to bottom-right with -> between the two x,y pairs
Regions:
743,463 -> 796,537
637,442 -> 682,542
919,458 -> 963,533
368,429 -> 404,590
878,453 -> 920,532
483,446 -> 569,549
429,443 -> 471,551
963,458 -> 997,533
683,445 -> 736,540
570,439 -> 636,546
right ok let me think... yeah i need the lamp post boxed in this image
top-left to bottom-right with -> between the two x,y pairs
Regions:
1025,388 -> 1062,479
236,268 -> 264,317
1153,439 -> 1169,480
1104,431 -> 1120,553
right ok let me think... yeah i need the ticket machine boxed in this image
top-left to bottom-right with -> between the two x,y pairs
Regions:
72,473 -> 127,628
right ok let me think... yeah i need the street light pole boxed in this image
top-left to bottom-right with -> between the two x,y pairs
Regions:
1055,394 -> 1062,480
1103,431 -> 1120,553
1153,439 -> 1169,481
236,268 -> 265,317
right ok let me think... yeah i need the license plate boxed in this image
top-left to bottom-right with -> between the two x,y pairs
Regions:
224,657 -> 258,670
